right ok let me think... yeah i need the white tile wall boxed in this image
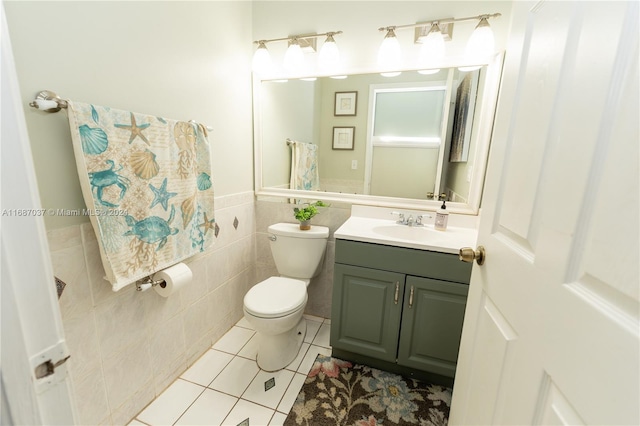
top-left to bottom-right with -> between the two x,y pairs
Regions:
50,192 -> 257,425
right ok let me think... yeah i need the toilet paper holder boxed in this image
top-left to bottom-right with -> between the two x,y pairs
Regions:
135,275 -> 166,292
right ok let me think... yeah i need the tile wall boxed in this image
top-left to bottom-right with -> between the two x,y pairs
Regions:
49,192 -> 256,425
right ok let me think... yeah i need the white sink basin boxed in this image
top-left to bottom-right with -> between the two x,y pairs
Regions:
335,216 -> 478,254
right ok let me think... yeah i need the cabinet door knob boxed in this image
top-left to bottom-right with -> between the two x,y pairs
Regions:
409,286 -> 414,308
394,282 -> 399,304
459,246 -> 486,265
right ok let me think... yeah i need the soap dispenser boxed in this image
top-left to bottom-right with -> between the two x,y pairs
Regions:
434,200 -> 449,231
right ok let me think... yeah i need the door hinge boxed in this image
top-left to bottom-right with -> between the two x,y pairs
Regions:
30,340 -> 71,393
34,355 -> 71,379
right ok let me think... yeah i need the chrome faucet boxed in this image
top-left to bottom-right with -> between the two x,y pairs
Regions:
415,214 -> 433,226
391,212 -> 433,227
391,211 -> 406,225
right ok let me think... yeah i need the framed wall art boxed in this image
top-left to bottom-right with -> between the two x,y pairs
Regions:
332,126 -> 355,150
334,91 -> 358,116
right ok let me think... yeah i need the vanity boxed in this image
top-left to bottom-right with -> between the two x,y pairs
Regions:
329,207 -> 478,387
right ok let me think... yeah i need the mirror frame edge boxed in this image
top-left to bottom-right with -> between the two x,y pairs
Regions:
253,52 -> 505,215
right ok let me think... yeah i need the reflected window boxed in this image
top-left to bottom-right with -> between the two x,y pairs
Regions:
372,84 -> 446,148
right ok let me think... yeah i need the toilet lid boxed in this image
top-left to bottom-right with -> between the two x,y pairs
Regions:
244,277 -> 307,318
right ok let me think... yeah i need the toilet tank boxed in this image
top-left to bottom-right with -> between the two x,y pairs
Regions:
268,223 -> 329,279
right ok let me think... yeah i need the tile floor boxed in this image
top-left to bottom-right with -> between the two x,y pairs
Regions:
129,315 -> 332,426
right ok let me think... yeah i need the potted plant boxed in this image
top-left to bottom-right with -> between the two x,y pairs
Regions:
293,200 -> 328,230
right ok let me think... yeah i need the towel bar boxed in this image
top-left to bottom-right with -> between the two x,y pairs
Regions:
29,90 -> 67,112
28,90 -> 214,132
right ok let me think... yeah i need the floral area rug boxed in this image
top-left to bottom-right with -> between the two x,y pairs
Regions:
284,354 -> 452,426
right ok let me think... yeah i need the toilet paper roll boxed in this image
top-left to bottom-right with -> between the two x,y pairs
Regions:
153,263 -> 192,297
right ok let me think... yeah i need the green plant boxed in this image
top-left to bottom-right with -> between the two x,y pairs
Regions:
293,200 -> 328,222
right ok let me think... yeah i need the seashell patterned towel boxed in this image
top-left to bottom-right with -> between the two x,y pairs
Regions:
67,101 -> 215,291
289,140 -> 319,191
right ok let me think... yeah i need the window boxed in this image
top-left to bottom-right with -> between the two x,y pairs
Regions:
371,84 -> 446,148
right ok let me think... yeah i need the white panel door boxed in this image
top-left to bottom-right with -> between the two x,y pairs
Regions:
450,1 -> 639,425
1,3 -> 76,424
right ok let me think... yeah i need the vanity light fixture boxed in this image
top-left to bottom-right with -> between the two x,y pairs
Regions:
252,41 -> 273,73
377,27 -> 403,77
459,17 -> 496,72
252,30 -> 343,77
417,23 -> 445,75
377,13 -> 500,76
283,38 -> 305,73
318,32 -> 341,74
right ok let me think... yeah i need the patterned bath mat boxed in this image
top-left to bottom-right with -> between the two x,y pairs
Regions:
284,354 -> 452,426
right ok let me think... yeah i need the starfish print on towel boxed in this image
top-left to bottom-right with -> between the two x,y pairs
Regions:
114,112 -> 151,145
149,177 -> 177,210
198,212 -> 215,235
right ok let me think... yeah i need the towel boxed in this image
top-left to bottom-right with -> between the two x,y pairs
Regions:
67,101 -> 215,291
289,140 -> 320,191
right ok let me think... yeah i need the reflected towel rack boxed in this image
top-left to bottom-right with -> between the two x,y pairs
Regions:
29,90 -> 213,132
286,138 -> 294,146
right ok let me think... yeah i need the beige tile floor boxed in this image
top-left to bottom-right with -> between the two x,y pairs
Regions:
129,315 -> 331,426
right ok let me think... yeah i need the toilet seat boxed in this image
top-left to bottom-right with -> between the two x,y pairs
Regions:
244,277 -> 307,319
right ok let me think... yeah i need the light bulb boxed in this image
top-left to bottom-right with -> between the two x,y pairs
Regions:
252,42 -> 272,74
459,18 -> 495,72
283,40 -> 305,74
377,28 -> 402,77
319,34 -> 341,74
418,24 -> 445,75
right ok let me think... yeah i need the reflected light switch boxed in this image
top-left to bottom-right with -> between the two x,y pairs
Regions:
351,160 -> 358,170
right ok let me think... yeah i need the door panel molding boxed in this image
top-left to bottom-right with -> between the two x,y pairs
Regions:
533,373 -> 585,426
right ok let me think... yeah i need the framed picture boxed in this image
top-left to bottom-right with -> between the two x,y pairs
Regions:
334,91 -> 358,116
332,127 -> 355,150
449,71 -> 480,162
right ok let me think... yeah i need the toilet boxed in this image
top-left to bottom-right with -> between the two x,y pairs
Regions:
243,223 -> 329,371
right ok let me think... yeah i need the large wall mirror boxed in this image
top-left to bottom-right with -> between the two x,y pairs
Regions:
253,54 -> 504,214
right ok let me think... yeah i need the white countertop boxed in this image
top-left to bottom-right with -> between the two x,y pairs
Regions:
334,206 -> 479,255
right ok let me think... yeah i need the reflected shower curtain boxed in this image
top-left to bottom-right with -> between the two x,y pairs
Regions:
289,140 -> 320,191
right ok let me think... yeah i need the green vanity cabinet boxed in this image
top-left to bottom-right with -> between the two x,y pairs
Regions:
330,239 -> 471,384
397,276 -> 469,378
331,264 -> 405,362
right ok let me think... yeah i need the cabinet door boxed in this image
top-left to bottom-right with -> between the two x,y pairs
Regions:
330,264 -> 405,362
397,276 -> 468,377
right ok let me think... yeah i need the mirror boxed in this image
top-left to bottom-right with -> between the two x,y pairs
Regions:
254,54 -> 503,214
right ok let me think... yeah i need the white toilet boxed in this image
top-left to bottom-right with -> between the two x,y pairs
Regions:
243,223 -> 329,371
